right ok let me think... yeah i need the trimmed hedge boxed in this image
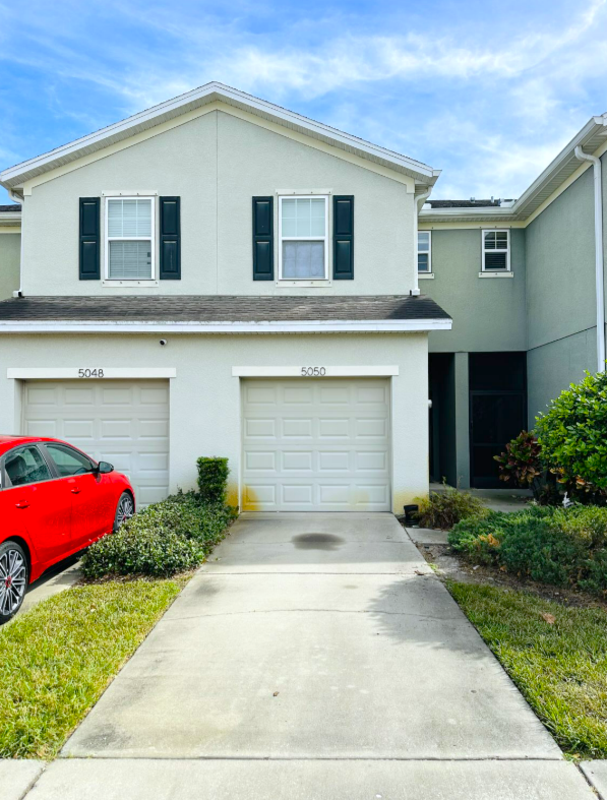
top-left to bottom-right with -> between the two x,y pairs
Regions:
197,457 -> 230,505
81,491 -> 237,579
449,505 -> 607,596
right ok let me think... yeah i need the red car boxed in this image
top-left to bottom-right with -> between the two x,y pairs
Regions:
0,435 -> 135,623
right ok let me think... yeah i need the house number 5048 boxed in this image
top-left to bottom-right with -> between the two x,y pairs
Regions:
301,367 -> 326,377
78,368 -> 105,378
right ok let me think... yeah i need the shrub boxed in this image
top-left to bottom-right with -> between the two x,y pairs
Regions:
197,457 -> 230,505
81,489 -> 238,579
535,370 -> 607,503
449,505 -> 607,596
494,431 -> 542,488
414,484 -> 490,530
81,527 -> 203,579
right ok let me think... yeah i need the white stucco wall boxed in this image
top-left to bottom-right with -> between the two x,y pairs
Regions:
20,107 -> 416,297
0,332 -> 429,512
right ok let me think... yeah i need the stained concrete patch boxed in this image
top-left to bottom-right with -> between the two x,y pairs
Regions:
292,533 -> 344,550
30,759 -> 594,800
0,760 -> 45,800
580,761 -> 607,798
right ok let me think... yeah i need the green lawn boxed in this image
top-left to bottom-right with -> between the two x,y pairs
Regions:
449,581 -> 607,759
0,578 -> 186,759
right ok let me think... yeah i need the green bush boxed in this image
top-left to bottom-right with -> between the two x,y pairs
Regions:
449,505 -> 607,596
414,484 -> 490,530
535,370 -> 607,502
197,457 -> 230,505
81,490 -> 237,579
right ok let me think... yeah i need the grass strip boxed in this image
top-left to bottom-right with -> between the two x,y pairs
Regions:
448,581 -> 607,759
0,578 -> 186,759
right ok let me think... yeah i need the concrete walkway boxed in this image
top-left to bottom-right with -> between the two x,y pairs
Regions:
18,513 -> 595,799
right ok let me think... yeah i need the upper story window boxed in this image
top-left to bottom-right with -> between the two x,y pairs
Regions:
417,231 -> 431,273
278,196 -> 328,280
482,229 -> 510,272
106,197 -> 154,280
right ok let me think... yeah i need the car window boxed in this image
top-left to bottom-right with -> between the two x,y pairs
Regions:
45,444 -> 95,477
4,445 -> 52,487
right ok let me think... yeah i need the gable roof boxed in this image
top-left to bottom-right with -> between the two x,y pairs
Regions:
0,82 -> 439,193
420,114 -> 607,224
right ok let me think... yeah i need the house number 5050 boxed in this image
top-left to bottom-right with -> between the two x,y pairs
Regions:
301,367 -> 326,377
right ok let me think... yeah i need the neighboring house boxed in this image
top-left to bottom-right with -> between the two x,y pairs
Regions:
420,115 -> 607,487
1,86 -> 604,505
0,83 -> 450,512
0,204 -> 21,300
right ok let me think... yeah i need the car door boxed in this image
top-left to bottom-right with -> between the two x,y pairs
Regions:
42,443 -> 114,547
3,444 -> 72,564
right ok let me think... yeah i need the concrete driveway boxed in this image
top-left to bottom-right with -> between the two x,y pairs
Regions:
25,513 -> 594,799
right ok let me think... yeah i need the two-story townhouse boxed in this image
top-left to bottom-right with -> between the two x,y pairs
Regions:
419,113 -> 607,488
0,83 -> 451,512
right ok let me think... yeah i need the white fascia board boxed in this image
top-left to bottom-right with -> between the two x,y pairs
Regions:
0,319 -> 452,334
233,366 -> 399,377
0,82 -> 438,188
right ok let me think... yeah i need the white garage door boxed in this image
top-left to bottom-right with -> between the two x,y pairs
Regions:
242,378 -> 391,511
23,380 -> 170,506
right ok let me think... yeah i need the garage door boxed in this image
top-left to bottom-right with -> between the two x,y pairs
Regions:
23,380 -> 169,506
242,378 -> 390,511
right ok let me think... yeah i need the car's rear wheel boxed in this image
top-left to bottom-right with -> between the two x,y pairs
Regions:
113,492 -> 135,531
0,541 -> 29,625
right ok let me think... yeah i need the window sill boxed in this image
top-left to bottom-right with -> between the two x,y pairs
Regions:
478,272 -> 514,279
102,280 -> 159,288
276,280 -> 332,288
418,273 -> 434,280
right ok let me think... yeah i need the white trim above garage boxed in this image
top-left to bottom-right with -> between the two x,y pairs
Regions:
233,366 -> 399,377
7,367 -> 177,380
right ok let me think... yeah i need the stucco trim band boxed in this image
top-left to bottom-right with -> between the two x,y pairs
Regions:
7,368 -> 177,380
232,366 -> 399,377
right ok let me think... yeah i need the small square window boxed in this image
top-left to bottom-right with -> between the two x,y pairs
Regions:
418,231 -> 431,273
482,229 -> 510,271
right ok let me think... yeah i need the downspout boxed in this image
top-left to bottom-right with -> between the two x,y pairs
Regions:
8,188 -> 24,297
413,188 -> 431,296
574,146 -> 605,372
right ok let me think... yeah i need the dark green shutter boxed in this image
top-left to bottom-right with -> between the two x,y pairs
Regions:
79,197 -> 100,280
333,195 -> 354,280
159,197 -> 181,280
252,196 -> 274,281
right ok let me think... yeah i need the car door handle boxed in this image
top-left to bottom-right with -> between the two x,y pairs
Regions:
71,488 -> 81,494
15,501 -> 30,509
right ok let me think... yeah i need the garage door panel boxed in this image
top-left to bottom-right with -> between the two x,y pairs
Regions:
23,380 -> 169,507
242,378 -> 390,512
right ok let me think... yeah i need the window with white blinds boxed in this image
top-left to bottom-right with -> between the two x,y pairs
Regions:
106,198 -> 154,280
279,196 -> 328,280
482,229 -> 510,271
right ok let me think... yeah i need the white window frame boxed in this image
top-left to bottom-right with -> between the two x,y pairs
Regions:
278,194 -> 329,281
481,229 -> 510,273
104,196 -> 156,281
417,230 -> 432,273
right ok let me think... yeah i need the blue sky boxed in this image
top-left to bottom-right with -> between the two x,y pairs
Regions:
1,0 -> 607,204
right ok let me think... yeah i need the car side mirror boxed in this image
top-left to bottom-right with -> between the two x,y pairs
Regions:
97,461 -> 114,474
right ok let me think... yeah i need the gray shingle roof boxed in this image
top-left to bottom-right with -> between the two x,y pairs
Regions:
0,295 -> 450,322
0,204 -> 21,213
427,199 -> 507,208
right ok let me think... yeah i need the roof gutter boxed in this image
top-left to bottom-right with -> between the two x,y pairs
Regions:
574,146 -> 605,372
0,319 -> 453,334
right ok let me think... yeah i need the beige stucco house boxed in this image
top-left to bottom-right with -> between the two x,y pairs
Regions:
0,83 -> 451,512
